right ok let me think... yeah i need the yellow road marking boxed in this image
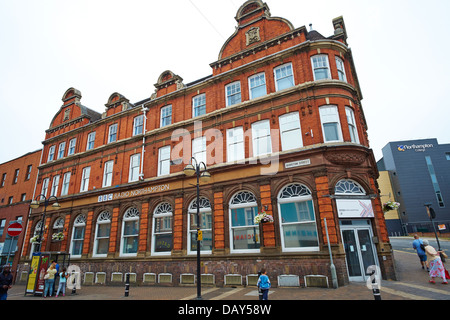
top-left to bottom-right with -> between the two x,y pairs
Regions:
210,287 -> 245,300
381,287 -> 433,300
180,287 -> 220,300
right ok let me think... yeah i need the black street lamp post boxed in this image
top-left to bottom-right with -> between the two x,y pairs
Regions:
30,194 -> 61,252
183,157 -> 211,300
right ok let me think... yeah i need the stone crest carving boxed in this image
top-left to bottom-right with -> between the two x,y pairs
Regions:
324,149 -> 368,167
246,27 -> 261,46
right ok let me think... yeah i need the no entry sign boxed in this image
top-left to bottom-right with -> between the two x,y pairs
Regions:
7,222 -> 23,237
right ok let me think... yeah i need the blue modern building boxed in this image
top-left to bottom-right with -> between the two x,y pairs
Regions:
377,138 -> 450,235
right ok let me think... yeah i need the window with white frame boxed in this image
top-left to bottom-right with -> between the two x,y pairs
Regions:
50,175 -> 60,197
121,207 -> 139,256
70,214 -> 86,257
129,154 -> 141,182
93,211 -> 111,257
41,178 -> 50,198
58,142 -> 66,159
274,63 -> 294,91
61,172 -> 71,196
68,138 -> 76,156
226,81 -> 242,106
158,146 -> 171,177
133,115 -> 144,136
226,127 -> 245,162
26,165 -> 32,180
319,105 -> 343,143
87,132 -> 96,150
335,56 -> 347,82
249,73 -> 267,99
229,191 -> 260,253
102,160 -> 114,187
160,105 -> 172,127
13,169 -> 19,184
192,136 -> 207,165
345,107 -> 359,144
277,184 -> 319,252
108,123 -> 118,143
152,203 -> 173,255
48,146 -> 56,162
193,94 -> 206,118
311,55 -> 331,80
188,197 -> 212,255
80,167 -> 90,192
251,120 -> 272,157
279,112 -> 303,151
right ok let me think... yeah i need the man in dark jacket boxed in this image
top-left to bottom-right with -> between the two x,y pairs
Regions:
0,265 -> 13,300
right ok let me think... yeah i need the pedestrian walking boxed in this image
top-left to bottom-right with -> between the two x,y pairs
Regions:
43,262 -> 57,297
256,268 -> 271,300
412,234 -> 429,271
0,265 -> 13,300
56,267 -> 68,297
423,240 -> 448,285
52,260 -> 60,296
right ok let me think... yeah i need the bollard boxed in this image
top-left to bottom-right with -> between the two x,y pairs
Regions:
371,271 -> 382,300
124,273 -> 130,297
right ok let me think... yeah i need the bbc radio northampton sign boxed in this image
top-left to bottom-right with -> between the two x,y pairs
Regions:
397,143 -> 434,152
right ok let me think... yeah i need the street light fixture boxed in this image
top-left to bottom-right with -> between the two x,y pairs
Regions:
30,194 -> 61,252
183,157 -> 211,300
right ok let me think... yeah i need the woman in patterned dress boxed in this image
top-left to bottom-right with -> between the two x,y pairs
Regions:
423,239 -> 448,284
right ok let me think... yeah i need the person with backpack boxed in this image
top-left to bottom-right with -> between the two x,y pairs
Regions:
257,268 -> 271,300
56,267 -> 68,297
412,234 -> 429,271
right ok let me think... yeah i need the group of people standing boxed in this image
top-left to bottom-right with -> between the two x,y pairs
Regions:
43,260 -> 68,297
413,234 -> 449,284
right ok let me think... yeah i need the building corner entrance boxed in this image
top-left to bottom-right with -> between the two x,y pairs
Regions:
340,220 -> 379,282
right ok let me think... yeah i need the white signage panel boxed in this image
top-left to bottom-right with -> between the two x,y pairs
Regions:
336,199 -> 374,218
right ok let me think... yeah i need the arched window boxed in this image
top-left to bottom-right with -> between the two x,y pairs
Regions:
30,220 -> 43,255
188,197 -> 212,255
93,211 -> 111,257
277,184 -> 319,252
229,191 -> 260,253
70,214 -> 86,257
335,179 -> 366,195
152,203 -> 173,255
120,208 -> 139,256
52,217 -> 65,241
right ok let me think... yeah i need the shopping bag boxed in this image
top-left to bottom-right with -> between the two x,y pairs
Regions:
445,269 -> 450,280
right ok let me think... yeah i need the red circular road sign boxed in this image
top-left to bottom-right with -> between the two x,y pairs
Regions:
7,223 -> 23,237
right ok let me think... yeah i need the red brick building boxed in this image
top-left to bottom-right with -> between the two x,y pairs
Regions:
18,0 -> 395,287
0,149 -> 41,275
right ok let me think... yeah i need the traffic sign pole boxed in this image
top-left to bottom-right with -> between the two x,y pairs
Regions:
6,222 -> 23,266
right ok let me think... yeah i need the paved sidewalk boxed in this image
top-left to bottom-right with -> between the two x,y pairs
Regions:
6,243 -> 450,301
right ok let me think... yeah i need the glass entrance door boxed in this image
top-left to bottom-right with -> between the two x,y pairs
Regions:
341,224 -> 378,282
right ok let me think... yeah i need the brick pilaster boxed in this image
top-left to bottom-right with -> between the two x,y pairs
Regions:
260,184 -> 276,247
315,176 -> 338,244
82,210 -> 94,255
213,191 -> 225,250
139,202 -> 149,252
173,197 -> 184,251
108,207 -> 120,254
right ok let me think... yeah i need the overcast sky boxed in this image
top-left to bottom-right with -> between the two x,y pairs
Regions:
1,0 -> 449,165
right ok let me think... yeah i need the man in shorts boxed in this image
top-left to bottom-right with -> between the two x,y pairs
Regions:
412,234 -> 429,271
